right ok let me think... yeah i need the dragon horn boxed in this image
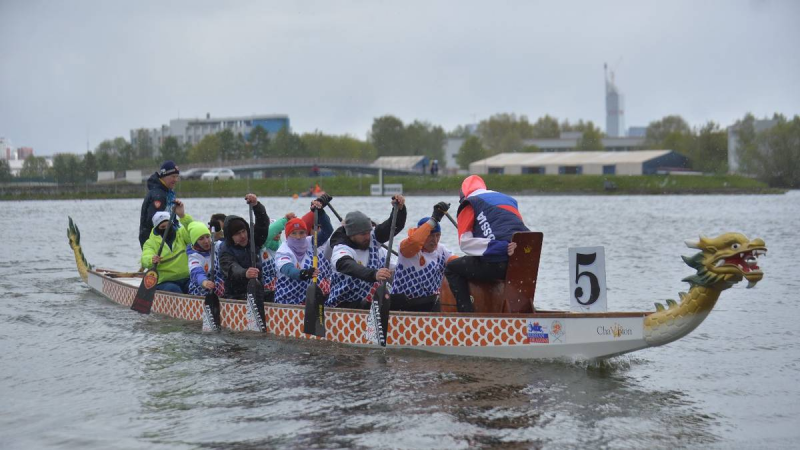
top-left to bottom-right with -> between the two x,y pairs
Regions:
684,239 -> 700,249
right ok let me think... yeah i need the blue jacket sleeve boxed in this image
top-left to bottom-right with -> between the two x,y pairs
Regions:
280,262 -> 304,280
317,209 -> 333,245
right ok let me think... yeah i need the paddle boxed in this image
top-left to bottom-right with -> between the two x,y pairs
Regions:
131,204 -> 177,314
326,202 -> 398,257
444,211 -> 458,229
303,208 -> 326,337
202,227 -> 222,332
371,201 -> 400,347
246,204 -> 267,332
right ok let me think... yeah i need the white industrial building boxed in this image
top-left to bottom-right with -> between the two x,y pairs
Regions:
469,150 -> 688,176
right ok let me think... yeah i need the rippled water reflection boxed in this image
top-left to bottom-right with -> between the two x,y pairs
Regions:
2,192 -> 799,448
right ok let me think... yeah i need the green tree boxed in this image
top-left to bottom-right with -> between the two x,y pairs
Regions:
249,125 -> 270,158
752,114 -> 800,187
645,115 -> 691,148
371,115 -> 406,156
115,141 -> 136,171
189,134 -> 221,163
575,121 -> 605,151
521,144 -> 540,153
0,159 -> 12,182
302,132 -> 377,160
218,129 -> 236,161
132,129 -> 155,160
531,115 -> 561,138
83,151 -> 97,182
53,153 -> 83,184
20,155 -> 50,179
476,113 -> 535,154
688,121 -> 728,173
405,120 -> 446,166
159,136 -> 186,164
730,113 -> 760,174
271,127 -> 305,157
457,136 -> 486,170
448,124 -> 472,138
96,151 -> 114,171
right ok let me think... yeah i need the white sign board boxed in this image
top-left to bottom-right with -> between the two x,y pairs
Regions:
370,184 -> 403,196
568,246 -> 607,312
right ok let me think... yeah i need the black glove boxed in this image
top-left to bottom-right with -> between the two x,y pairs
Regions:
298,268 -> 315,281
315,194 -> 333,208
431,201 -> 450,222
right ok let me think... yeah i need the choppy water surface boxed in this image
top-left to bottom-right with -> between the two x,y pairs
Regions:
2,192 -> 799,449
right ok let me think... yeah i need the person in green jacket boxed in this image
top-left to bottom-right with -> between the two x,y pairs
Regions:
141,199 -> 194,294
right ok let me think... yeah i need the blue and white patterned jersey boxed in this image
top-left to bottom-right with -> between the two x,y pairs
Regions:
393,244 -> 452,299
326,232 -> 386,307
261,247 -> 278,291
188,241 -> 224,296
273,237 -> 333,304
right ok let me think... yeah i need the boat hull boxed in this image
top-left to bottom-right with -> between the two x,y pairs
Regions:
87,270 -> 651,360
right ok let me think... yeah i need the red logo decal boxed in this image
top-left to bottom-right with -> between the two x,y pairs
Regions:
143,271 -> 158,289
154,200 -> 162,209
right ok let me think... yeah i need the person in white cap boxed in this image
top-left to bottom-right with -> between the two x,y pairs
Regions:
140,199 -> 194,294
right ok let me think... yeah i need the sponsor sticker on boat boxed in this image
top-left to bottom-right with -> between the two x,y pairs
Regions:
526,320 -> 549,344
550,320 -> 565,343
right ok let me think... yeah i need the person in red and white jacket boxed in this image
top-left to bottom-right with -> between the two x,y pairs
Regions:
444,175 -> 529,312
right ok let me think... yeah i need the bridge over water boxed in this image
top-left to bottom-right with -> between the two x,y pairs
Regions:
181,157 -> 427,177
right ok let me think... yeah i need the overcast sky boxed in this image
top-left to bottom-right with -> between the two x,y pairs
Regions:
1,0 -> 798,156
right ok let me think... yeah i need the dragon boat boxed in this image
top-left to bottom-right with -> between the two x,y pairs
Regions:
67,217 -> 766,360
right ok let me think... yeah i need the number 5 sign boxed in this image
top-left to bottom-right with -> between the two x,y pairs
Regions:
568,246 -> 607,312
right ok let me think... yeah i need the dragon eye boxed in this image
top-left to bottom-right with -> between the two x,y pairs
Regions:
731,243 -> 741,250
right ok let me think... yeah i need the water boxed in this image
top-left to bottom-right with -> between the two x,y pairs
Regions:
2,192 -> 799,449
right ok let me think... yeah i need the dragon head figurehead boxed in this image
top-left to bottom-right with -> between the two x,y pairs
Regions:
682,233 -> 767,290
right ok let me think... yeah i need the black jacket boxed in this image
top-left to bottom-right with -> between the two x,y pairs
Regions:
331,205 -> 406,282
139,173 -> 171,248
218,203 -> 269,299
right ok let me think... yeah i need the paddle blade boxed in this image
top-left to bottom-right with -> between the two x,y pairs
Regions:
375,282 -> 391,347
131,269 -> 158,314
202,292 -> 221,332
246,279 -> 266,332
366,299 -> 383,346
303,283 -> 326,338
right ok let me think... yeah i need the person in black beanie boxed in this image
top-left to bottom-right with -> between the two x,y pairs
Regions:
138,160 -> 181,248
326,195 -> 406,309
218,193 -> 270,300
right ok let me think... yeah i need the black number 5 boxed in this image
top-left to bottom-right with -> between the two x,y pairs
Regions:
574,253 -> 600,305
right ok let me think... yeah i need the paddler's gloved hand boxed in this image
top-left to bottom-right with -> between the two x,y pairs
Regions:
315,194 -> 333,208
299,268 -> 315,281
431,202 -> 450,223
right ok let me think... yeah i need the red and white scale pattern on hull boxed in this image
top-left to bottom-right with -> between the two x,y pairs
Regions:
102,278 -> 529,347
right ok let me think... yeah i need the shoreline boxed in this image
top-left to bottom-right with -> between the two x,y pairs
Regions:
0,174 -> 785,200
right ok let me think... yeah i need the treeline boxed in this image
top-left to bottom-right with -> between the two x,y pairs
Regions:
3,111 -> 795,188
730,113 -> 799,188
451,112 -> 799,188
452,114 -> 608,169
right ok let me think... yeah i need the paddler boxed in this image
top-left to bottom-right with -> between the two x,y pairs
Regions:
273,198 -> 334,304
218,194 -> 270,300
140,199 -> 194,294
444,175 -> 529,312
391,202 -> 456,312
326,195 -> 406,309
139,160 -> 180,248
186,222 -> 222,296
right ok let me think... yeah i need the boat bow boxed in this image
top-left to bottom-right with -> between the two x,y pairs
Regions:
644,233 -> 766,347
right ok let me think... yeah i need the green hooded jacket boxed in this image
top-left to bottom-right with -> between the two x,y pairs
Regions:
141,214 -> 194,283
263,216 -> 289,252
